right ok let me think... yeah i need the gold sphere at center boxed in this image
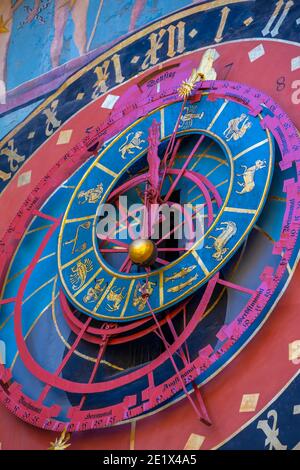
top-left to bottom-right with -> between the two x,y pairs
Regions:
128,239 -> 157,266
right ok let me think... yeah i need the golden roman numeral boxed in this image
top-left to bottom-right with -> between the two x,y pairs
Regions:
141,21 -> 186,70
92,53 -> 124,98
215,6 -> 231,43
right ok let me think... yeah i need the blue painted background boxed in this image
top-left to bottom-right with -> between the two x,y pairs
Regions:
4,0 -> 193,90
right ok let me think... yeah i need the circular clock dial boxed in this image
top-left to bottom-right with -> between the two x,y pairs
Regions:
0,18 -> 300,437
0,73 -> 299,434
57,96 -> 274,321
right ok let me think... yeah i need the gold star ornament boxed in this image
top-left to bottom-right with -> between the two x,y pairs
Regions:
48,428 -> 71,451
178,48 -> 218,99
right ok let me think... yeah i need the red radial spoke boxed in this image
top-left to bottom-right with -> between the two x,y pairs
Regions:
108,300 -> 190,345
141,188 -> 150,238
217,278 -> 256,296
117,198 -> 144,239
141,284 -> 212,425
78,336 -> 109,410
163,134 -> 205,202
99,237 -> 129,249
166,315 -> 189,366
37,316 -> 92,404
157,100 -> 186,198
156,203 -> 204,247
162,100 -> 186,167
124,261 -> 133,273
159,138 -> 182,195
183,305 -> 191,363
98,200 -> 141,244
119,255 -> 131,273
168,138 -> 183,170
192,382 -> 212,426
99,247 -> 128,253
156,257 -> 169,266
32,209 -> 60,223
157,247 -> 187,252
0,297 -> 16,305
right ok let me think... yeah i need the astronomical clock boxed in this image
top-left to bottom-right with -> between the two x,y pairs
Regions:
0,0 -> 300,451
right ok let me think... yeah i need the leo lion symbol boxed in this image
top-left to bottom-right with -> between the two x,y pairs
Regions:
119,131 -> 145,159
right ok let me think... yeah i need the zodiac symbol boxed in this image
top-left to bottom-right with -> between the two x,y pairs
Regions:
206,221 -> 237,261
236,160 -> 266,195
70,258 -> 93,291
105,287 -> 126,311
257,410 -> 287,450
132,281 -> 156,311
1,139 -> 25,172
165,265 -> 196,282
83,278 -> 108,303
64,222 -> 91,254
42,99 -> 61,137
179,105 -> 204,130
77,183 -> 104,204
223,114 -> 252,142
119,131 -> 145,159
167,274 -> 199,293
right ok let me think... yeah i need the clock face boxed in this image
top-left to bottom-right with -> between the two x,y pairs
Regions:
57,96 -> 274,321
0,0 -> 300,450
0,73 -> 298,433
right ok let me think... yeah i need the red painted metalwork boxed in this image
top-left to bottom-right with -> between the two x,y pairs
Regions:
144,285 -> 212,425
60,289 -> 191,345
1,58 -> 299,436
99,166 -> 223,275
1,40 -> 300,449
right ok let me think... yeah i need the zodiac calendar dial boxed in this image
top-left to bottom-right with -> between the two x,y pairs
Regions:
58,95 -> 274,321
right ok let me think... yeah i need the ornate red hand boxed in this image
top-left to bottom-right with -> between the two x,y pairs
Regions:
140,120 -> 161,239
163,133 -> 205,202
158,100 -> 186,195
146,119 -> 161,202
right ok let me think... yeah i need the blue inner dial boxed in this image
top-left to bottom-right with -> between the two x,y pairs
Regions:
57,96 -> 274,321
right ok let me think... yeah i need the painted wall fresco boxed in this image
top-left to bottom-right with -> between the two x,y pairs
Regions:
0,0 -> 197,138
0,0 -> 195,92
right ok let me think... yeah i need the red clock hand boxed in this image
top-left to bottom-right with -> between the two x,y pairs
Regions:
147,119 -> 161,201
140,119 -> 163,239
163,133 -> 205,202
158,98 -> 187,197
